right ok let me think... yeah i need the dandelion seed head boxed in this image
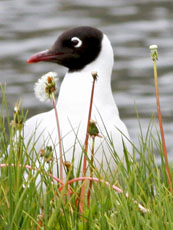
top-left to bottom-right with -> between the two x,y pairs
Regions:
149,44 -> 158,61
34,72 -> 58,103
91,71 -> 98,80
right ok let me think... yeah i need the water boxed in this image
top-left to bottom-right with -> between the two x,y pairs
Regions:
0,0 -> 172,160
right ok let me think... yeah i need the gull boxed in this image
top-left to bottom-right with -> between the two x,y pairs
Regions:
25,26 -> 131,176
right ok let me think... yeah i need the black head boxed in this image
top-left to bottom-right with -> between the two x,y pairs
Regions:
27,26 -> 103,72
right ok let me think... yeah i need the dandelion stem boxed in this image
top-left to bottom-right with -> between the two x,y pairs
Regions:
150,45 -> 172,192
52,94 -> 63,182
59,176 -> 149,213
80,72 -> 97,213
87,136 -> 95,207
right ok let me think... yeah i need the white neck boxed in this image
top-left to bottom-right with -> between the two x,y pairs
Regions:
82,34 -> 114,83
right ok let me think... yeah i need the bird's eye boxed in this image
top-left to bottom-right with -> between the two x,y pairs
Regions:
71,37 -> 82,48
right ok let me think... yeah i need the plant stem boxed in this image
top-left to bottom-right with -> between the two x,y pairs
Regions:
59,176 -> 149,213
52,95 -> 63,182
150,45 -> 172,192
87,136 -> 95,207
79,73 -> 97,213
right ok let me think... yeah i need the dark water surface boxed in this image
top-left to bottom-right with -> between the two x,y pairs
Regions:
0,0 -> 172,160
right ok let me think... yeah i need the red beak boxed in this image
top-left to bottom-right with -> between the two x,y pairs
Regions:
27,49 -> 64,64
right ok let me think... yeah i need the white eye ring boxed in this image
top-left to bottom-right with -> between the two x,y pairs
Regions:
71,37 -> 82,48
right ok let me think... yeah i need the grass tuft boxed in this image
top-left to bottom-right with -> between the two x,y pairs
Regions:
0,85 -> 173,229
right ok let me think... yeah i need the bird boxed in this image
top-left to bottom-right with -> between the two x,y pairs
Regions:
25,26 -> 131,178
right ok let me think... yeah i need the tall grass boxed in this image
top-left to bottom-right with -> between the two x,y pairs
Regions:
0,85 -> 172,230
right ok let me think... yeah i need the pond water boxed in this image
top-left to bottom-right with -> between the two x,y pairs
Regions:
0,0 -> 172,160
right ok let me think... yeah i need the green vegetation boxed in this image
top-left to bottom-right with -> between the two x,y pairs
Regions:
0,84 -> 172,230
